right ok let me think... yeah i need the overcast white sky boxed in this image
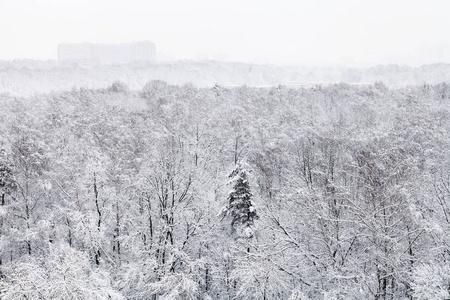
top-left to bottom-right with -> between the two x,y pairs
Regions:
0,0 -> 449,67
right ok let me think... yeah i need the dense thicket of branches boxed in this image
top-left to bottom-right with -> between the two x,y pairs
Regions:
0,80 -> 449,299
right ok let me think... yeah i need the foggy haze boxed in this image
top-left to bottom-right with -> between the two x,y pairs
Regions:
0,0 -> 449,67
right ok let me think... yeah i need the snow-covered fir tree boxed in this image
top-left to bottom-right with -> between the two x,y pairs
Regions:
0,150 -> 14,193
0,149 -> 15,209
222,162 -> 258,237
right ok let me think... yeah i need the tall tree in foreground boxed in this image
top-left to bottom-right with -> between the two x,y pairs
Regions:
350,139 -> 423,299
0,150 -> 16,274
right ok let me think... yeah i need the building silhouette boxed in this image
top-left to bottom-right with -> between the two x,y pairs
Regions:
58,41 -> 156,63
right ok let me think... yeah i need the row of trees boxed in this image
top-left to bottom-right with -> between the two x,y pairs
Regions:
0,80 -> 449,299
2,60 -> 450,97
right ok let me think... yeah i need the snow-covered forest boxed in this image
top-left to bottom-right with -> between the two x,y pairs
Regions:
1,60 -> 450,96
0,76 -> 450,299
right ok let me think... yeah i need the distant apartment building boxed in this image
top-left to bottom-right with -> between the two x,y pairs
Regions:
58,41 -> 156,63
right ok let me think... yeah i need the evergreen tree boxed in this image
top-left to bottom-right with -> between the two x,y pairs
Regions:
0,149 -> 15,204
222,162 -> 258,237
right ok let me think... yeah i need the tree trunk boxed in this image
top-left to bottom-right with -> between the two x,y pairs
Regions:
115,197 -> 121,262
0,193 -> 3,274
94,172 -> 101,265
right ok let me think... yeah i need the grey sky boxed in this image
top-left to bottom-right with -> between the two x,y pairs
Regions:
0,0 -> 449,67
